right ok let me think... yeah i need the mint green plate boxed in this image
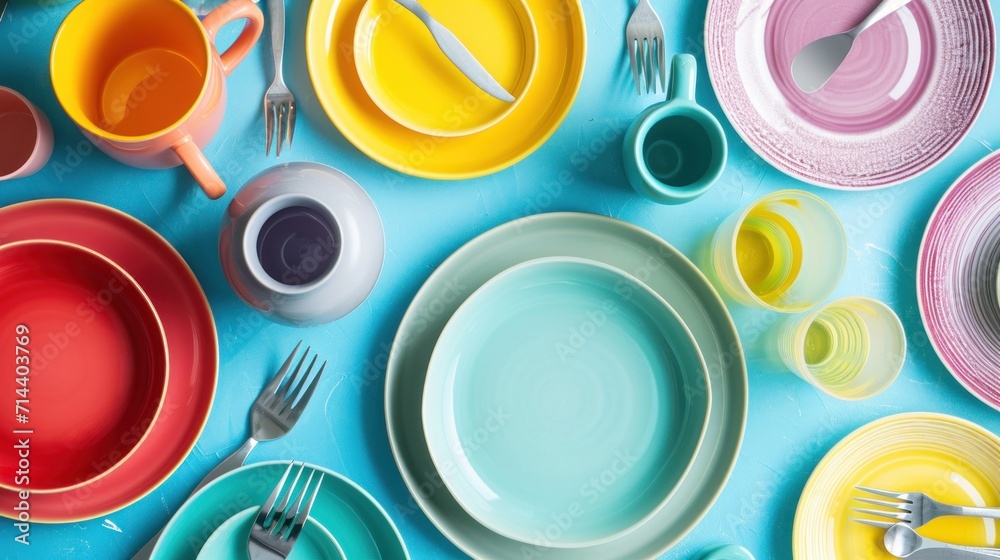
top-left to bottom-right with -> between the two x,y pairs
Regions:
423,257 -> 710,547
151,461 -> 408,560
386,212 -> 748,559
196,507 -> 345,560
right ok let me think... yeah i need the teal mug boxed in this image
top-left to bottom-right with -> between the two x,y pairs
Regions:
624,54 -> 728,204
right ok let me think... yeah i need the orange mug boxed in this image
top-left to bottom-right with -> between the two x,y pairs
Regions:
50,0 -> 264,199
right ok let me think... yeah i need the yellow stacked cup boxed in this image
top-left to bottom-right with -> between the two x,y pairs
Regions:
778,297 -> 906,399
711,190 -> 846,312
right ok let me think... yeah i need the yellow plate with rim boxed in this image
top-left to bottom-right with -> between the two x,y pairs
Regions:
306,0 -> 585,179
354,0 -> 538,137
793,413 -> 1000,559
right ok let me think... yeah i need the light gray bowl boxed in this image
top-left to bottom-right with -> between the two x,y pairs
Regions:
220,162 -> 384,327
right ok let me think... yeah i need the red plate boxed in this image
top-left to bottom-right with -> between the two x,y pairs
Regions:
0,240 -> 169,493
0,200 -> 217,522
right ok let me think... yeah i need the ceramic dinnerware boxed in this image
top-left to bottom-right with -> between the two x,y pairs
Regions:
705,0 -> 995,188
423,257 -> 710,547
153,461 -> 408,560
0,240 -> 168,493
354,0 -> 538,137
306,0 -> 585,179
50,0 -> 265,199
196,507 -> 346,560
0,200 -> 217,522
710,190 -> 846,313
0,87 -> 54,182
220,162 -> 385,327
624,54 -> 728,204
793,413 -> 1000,559
777,297 -> 906,400
919,151 -> 1000,411
386,212 -> 748,559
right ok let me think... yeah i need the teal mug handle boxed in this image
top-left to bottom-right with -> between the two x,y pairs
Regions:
668,53 -> 697,103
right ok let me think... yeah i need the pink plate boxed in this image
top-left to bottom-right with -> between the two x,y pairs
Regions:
706,0 -> 995,189
919,151 -> 1000,411
0,200 -> 217,522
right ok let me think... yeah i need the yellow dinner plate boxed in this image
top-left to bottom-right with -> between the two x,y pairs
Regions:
306,0 -> 585,179
354,0 -> 538,137
793,413 -> 1000,559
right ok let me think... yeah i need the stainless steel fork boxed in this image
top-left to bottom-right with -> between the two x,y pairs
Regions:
248,463 -> 325,560
852,486 -> 1000,530
264,0 -> 295,156
129,343 -> 325,560
625,0 -> 666,94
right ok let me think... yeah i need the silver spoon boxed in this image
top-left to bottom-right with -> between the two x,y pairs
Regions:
791,0 -> 913,93
885,523 -> 1000,559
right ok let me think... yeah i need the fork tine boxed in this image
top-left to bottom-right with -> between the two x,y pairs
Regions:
629,38 -> 641,94
287,102 -> 297,149
278,470 -> 315,539
261,342 -> 302,398
268,346 -> 311,407
270,463 -> 306,533
288,361 -> 326,421
656,37 -> 666,93
256,463 -> 293,530
277,104 -> 287,158
265,100 -> 275,157
851,518 -> 896,530
855,497 -> 911,511
278,354 -> 317,413
288,472 -> 324,543
855,486 -> 910,502
852,508 -> 910,521
647,38 -> 656,94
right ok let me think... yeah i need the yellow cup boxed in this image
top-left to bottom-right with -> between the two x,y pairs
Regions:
710,189 -> 846,312
777,297 -> 906,400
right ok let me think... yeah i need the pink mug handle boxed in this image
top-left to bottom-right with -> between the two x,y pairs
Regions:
173,137 -> 226,199
202,0 -> 265,76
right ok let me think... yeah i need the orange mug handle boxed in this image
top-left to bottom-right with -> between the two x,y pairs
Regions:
174,137 -> 226,199
202,0 -> 265,76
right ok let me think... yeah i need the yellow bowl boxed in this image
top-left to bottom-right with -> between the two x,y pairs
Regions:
793,413 -> 1000,559
354,0 -> 538,137
306,0 -> 585,180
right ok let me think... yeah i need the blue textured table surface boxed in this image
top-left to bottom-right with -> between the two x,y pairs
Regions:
1,0 -> 999,558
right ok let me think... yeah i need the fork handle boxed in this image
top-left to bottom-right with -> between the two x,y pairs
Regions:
268,0 -> 285,79
195,437 -> 259,493
951,505 -> 1000,520
127,438 -> 258,560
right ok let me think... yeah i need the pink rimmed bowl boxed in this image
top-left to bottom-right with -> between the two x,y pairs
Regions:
705,0 -> 995,189
918,151 -> 1000,410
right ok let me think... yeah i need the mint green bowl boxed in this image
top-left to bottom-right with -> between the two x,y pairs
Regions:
422,257 -> 711,547
151,461 -> 408,559
196,507 -> 345,560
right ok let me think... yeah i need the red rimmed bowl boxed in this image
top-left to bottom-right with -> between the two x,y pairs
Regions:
0,240 -> 168,493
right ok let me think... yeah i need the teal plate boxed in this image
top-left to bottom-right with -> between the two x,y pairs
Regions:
386,212 -> 748,558
423,257 -> 710,547
196,507 -> 346,560
151,461 -> 408,560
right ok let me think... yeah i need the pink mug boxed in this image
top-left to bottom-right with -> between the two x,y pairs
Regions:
50,0 -> 265,199
0,87 -> 54,182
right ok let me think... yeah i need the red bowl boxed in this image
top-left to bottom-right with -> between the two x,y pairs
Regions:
0,240 -> 168,493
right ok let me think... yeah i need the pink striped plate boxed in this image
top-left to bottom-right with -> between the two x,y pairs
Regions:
919,151 -> 1000,410
705,0 -> 995,189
